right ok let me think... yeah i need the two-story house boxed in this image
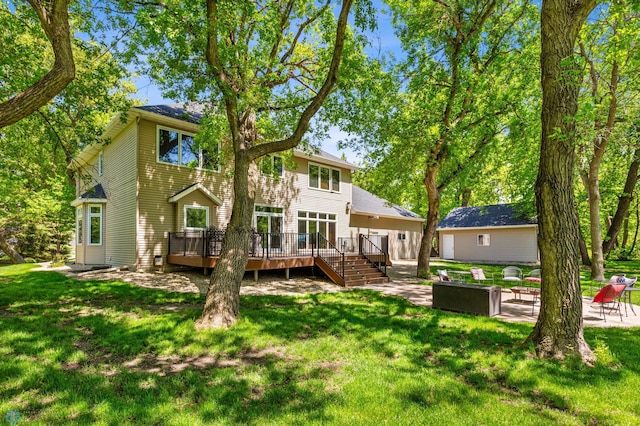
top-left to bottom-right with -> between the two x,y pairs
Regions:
70,104 -> 424,284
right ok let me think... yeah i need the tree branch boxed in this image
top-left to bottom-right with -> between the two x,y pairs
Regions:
0,0 -> 75,129
247,0 -> 354,161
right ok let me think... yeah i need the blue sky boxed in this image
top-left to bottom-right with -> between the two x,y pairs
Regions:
130,1 -> 398,165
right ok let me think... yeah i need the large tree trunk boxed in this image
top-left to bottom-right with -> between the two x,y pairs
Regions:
529,0 -> 596,364
417,168 -> 440,278
585,171 -> 605,281
196,0 -> 355,329
602,148 -> 640,256
196,156 -> 254,329
0,231 -> 25,264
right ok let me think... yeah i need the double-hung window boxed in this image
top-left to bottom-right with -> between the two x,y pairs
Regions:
157,126 -> 219,171
308,163 -> 340,192
88,205 -> 102,246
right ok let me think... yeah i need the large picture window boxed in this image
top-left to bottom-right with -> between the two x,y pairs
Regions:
185,205 -> 209,230
76,207 -> 83,245
308,163 -> 340,192
298,211 -> 337,246
157,126 -> 219,171
88,204 -> 102,246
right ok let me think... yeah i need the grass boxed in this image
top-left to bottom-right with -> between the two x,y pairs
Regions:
2,264 -> 640,425
427,259 -> 640,302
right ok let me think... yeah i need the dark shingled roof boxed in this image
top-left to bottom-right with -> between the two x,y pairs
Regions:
437,204 -> 536,229
135,103 -> 205,124
352,186 -> 422,220
80,184 -> 107,200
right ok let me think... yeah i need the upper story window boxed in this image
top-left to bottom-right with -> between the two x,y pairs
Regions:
98,151 -> 103,176
308,162 -> 340,192
260,155 -> 283,178
157,126 -> 219,171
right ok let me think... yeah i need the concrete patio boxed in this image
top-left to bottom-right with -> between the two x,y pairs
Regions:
364,260 -> 640,328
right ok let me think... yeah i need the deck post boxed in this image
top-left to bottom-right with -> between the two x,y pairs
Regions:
254,270 -> 259,282
285,268 -> 290,279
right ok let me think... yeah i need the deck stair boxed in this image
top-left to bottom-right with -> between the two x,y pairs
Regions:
341,254 -> 389,287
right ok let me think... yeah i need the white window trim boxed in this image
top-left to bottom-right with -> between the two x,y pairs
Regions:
156,125 -> 220,172
88,204 -> 103,246
76,207 -> 83,245
184,204 -> 210,230
308,162 -> 341,193
477,233 -> 490,247
98,151 -> 103,176
254,205 -> 284,228
297,210 -> 338,232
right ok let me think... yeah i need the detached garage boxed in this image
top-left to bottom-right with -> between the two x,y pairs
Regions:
437,204 -> 538,264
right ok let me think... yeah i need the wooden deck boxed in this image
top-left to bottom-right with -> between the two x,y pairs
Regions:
167,254 -> 315,271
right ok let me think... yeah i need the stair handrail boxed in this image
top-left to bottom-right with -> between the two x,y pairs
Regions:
316,233 -> 345,279
359,234 -> 387,276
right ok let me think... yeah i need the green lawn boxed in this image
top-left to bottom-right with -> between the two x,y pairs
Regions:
2,264 -> 640,425
427,259 -> 640,301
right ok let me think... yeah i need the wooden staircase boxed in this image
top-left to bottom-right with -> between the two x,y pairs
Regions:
341,254 -> 389,287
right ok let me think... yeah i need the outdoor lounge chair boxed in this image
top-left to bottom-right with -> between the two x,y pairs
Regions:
502,266 -> 523,283
470,268 -> 494,285
524,268 -> 541,285
592,284 -> 627,322
526,269 -> 541,279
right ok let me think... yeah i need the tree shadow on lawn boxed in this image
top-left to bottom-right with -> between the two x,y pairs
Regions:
0,269 -> 637,424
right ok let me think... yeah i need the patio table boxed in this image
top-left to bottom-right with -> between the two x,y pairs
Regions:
623,287 -> 639,317
510,286 -> 541,315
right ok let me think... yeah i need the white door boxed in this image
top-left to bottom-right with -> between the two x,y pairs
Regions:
442,234 -> 454,259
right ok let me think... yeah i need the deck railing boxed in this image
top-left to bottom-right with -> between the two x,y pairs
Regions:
168,230 -> 386,280
169,229 -> 318,259
359,233 -> 387,276
316,233 -> 345,279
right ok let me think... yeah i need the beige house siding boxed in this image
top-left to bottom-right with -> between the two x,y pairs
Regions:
75,203 -> 106,264
102,122 -> 137,266
174,191 -> 219,231
254,155 -> 352,240
136,119 -> 232,270
349,215 -> 423,260
439,226 -> 538,263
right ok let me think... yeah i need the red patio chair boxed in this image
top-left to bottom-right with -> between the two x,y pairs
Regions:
592,284 -> 626,322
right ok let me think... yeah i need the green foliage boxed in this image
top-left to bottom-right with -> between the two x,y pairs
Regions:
2,265 -> 640,424
329,0 -> 541,219
121,0 -> 373,152
0,0 -> 135,261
